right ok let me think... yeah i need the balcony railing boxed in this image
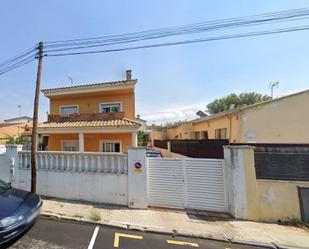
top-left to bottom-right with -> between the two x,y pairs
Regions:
48,112 -> 125,122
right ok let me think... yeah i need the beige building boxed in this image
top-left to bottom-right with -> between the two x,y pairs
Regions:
0,117 -> 32,145
160,89 -> 309,143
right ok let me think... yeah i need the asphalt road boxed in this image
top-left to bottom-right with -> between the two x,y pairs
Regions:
3,218 -> 267,249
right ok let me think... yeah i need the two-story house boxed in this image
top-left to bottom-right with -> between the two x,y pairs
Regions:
38,70 -> 141,153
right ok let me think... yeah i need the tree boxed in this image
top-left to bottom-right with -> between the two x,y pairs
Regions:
137,131 -> 149,146
5,135 -> 30,145
206,92 -> 272,114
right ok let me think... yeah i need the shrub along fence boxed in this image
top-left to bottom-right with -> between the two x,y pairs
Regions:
154,139 -> 229,159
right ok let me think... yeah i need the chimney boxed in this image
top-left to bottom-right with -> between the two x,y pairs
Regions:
126,70 -> 132,80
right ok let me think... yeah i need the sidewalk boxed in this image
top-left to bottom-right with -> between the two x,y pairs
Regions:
41,198 -> 309,249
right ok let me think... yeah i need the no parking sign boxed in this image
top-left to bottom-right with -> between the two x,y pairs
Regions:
134,161 -> 142,173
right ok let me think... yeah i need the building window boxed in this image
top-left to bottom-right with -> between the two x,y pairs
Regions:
61,140 -> 79,151
215,128 -> 227,139
59,105 -> 79,115
194,132 -> 200,140
100,103 -> 121,113
100,140 -> 121,153
201,131 -> 209,139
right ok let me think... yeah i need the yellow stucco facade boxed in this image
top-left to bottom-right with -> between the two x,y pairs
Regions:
239,90 -> 309,143
49,89 -> 135,120
164,89 -> 309,143
256,180 -> 309,222
228,146 -> 309,222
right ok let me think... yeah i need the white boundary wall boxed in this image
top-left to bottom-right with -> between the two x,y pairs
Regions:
17,169 -> 128,205
0,146 -> 130,206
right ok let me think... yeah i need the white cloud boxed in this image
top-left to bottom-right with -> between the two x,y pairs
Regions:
141,102 -> 206,124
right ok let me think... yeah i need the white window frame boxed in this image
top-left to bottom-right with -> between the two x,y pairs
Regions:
99,102 -> 123,113
99,140 -> 122,153
61,140 -> 79,151
59,105 -> 79,115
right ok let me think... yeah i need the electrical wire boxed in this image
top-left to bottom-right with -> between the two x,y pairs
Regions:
44,25 -> 309,58
0,46 -> 37,69
0,55 -> 36,75
1,7 -> 309,76
43,7 -> 309,51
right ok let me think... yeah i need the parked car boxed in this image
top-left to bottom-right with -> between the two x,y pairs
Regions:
146,149 -> 162,158
0,179 -> 42,245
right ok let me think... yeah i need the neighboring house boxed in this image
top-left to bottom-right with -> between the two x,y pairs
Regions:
0,122 -> 32,144
4,116 -> 32,124
135,115 -> 152,133
163,89 -> 309,143
38,70 -> 141,152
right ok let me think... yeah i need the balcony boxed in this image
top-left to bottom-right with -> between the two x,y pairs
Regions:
47,112 -> 125,122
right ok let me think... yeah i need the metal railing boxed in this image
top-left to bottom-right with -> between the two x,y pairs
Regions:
18,151 -> 128,174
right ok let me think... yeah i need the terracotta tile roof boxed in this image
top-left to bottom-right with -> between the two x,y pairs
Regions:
41,79 -> 137,93
38,118 -> 141,129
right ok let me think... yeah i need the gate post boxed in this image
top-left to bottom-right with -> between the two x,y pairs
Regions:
223,145 -> 259,220
128,147 -> 148,209
5,145 -> 23,186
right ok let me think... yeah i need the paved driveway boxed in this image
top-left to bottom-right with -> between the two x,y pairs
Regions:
5,218 -> 266,249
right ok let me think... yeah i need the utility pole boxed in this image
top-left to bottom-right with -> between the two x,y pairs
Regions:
31,42 -> 44,193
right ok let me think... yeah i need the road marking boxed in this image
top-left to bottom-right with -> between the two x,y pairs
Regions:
87,225 -> 100,249
113,232 -> 143,247
167,239 -> 199,247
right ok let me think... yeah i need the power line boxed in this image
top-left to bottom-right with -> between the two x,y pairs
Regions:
0,56 -> 36,75
44,7 -> 309,46
0,46 -> 37,69
43,16 -> 309,54
1,7 -> 309,76
41,8 -> 309,57
44,25 -> 309,58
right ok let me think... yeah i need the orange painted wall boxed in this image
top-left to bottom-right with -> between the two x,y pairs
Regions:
0,123 -> 31,144
47,133 -> 132,152
49,90 -> 135,119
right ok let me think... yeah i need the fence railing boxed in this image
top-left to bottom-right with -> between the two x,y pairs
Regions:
18,151 -> 128,174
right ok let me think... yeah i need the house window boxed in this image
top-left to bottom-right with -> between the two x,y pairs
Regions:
100,140 -> 121,153
201,131 -> 209,139
215,128 -> 227,139
100,103 -> 121,113
62,140 -> 79,151
60,105 -> 78,115
194,132 -> 200,140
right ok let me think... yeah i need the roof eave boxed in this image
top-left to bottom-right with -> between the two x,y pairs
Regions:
41,80 -> 137,97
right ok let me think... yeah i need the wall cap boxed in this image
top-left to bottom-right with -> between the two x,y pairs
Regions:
5,144 -> 23,148
223,145 -> 256,149
128,147 -> 147,150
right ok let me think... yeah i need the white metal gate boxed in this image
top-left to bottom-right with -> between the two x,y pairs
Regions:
147,157 -> 227,212
147,158 -> 184,209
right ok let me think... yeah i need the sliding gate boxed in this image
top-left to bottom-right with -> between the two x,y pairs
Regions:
147,157 -> 227,212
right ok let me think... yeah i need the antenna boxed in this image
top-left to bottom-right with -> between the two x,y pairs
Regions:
66,75 -> 74,86
18,105 -> 22,117
269,81 -> 279,98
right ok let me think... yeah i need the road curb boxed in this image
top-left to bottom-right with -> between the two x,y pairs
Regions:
41,212 -> 277,249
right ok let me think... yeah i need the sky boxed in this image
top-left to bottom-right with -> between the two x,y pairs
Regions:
0,1 -> 309,125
